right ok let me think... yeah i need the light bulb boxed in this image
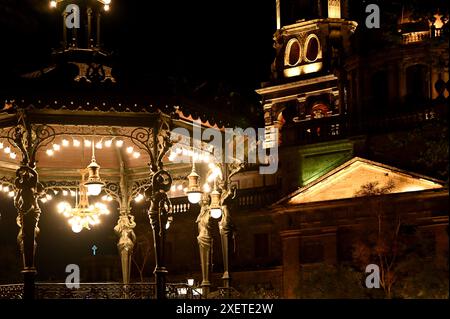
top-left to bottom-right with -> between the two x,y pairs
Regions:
46,194 -> 52,201
86,183 -> 102,196
177,184 -> 183,191
126,146 -> 134,154
104,140 -> 112,147
70,190 -> 76,197
62,139 -> 69,147
0,142 -> 3,149
62,190 -> 68,196
133,152 -> 140,159
104,4 -> 110,11
71,223 -> 83,233
4,147 -> 11,154
46,149 -> 54,156
53,144 -> 61,151
8,191 -> 15,198
170,185 -> 176,192
73,139 -> 81,147
115,140 -> 124,147
187,192 -> 202,204
50,1 -> 57,8
95,141 -> 103,149
84,140 -> 92,147
3,186 -> 9,192
210,208 -> 222,219
9,153 -> 17,159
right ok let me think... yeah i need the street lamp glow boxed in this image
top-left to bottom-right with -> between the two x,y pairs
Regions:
187,192 -> 202,204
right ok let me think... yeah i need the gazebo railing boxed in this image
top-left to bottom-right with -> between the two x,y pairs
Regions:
0,283 -> 205,299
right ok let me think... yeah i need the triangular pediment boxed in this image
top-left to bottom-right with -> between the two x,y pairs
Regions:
283,157 -> 443,205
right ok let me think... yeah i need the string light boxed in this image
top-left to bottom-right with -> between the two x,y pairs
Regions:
132,152 -> 141,159
4,147 -> 11,154
126,146 -> 134,154
10,153 -> 17,159
62,190 -> 69,196
46,149 -> 54,156
53,144 -> 61,151
104,140 -> 113,147
62,139 -> 70,147
73,139 -> 81,147
84,140 -> 92,147
0,142 -> 3,149
134,194 -> 144,203
115,140 -> 124,147
95,141 -> 103,149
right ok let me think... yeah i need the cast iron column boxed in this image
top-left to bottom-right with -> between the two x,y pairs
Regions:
12,111 -> 44,300
197,194 -> 212,298
147,171 -> 172,299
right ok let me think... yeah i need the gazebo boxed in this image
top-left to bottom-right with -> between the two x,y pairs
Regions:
0,0 -> 245,300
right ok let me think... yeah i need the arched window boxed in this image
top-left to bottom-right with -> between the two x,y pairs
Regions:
304,34 -> 321,62
406,64 -> 429,107
284,38 -> 302,67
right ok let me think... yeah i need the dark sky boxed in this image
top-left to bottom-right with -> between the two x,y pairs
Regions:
0,0 -> 276,91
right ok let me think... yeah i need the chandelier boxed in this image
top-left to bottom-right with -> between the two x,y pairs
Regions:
57,169 -> 110,233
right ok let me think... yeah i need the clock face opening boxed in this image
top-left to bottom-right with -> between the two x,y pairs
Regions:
285,38 -> 302,67
305,35 -> 320,62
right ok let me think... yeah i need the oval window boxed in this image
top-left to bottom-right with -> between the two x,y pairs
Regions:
305,36 -> 320,62
284,39 -> 301,66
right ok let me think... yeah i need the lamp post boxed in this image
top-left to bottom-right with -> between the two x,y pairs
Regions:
188,160 -> 244,298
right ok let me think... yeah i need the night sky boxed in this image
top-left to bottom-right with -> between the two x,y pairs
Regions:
0,0 -> 276,91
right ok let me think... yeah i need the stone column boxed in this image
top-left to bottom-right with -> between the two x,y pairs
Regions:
280,230 -> 301,298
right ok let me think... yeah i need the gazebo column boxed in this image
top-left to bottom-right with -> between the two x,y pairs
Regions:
12,112 -> 44,300
15,165 -> 42,300
197,196 -> 212,298
115,212 -> 136,287
113,150 -> 136,293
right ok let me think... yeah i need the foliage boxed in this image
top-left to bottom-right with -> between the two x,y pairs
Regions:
296,264 -> 380,299
352,180 -> 448,298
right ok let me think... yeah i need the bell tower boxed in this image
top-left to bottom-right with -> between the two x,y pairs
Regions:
257,0 -> 358,193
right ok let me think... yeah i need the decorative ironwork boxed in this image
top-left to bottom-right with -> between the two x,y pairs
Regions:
0,283 -> 206,299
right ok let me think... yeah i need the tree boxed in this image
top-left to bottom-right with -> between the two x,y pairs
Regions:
353,180 -> 400,299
